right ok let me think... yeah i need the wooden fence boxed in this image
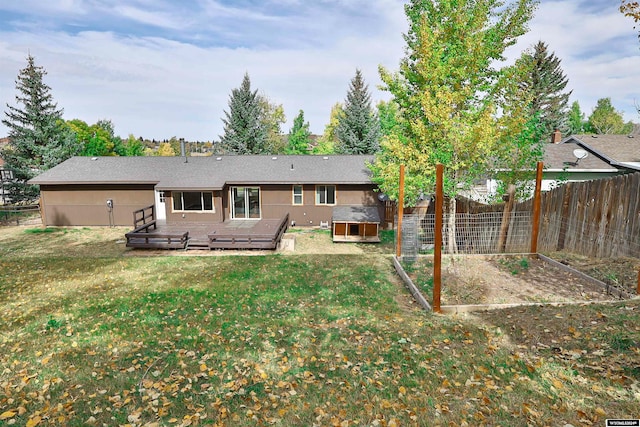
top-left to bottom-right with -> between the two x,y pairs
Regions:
456,172 -> 640,258
0,204 -> 42,226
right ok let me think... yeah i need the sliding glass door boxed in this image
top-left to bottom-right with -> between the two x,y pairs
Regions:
231,187 -> 261,219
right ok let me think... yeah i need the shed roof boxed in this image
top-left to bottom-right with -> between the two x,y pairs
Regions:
332,206 -> 381,223
29,155 -> 376,189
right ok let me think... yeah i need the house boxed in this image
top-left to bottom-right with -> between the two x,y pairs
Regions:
29,155 -> 385,248
560,133 -> 640,172
537,141 -> 626,189
475,132 -> 636,201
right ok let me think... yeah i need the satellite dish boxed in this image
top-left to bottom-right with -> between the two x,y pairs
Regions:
573,149 -> 588,160
377,193 -> 389,202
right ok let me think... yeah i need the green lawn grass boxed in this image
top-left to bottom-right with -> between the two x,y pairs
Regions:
0,227 -> 638,426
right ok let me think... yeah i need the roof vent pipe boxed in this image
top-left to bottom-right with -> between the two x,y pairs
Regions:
180,138 -> 188,163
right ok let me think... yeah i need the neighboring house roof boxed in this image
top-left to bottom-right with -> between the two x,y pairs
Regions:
542,143 -> 618,172
29,155 -> 376,190
561,134 -> 640,171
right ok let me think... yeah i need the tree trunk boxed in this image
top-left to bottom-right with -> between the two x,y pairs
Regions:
446,197 -> 458,253
497,184 -> 516,253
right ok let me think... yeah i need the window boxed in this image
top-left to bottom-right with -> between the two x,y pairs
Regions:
158,191 -> 165,203
316,185 -> 336,205
231,187 -> 261,219
172,192 -> 214,212
292,185 -> 303,205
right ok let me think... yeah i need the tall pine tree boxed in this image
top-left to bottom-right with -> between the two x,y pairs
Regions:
219,73 -> 268,154
335,69 -> 380,154
517,41 -> 571,137
2,54 -> 78,202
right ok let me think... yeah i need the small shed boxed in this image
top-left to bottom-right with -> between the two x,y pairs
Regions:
332,206 -> 380,243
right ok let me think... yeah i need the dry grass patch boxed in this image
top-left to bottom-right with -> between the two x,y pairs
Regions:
0,226 -> 129,258
0,227 -> 638,426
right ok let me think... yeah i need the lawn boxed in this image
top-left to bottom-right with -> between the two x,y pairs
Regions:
0,226 -> 638,426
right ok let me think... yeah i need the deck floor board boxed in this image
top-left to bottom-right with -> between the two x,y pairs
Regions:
127,218 -> 288,250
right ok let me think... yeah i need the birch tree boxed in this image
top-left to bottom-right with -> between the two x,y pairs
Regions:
369,0 -> 537,252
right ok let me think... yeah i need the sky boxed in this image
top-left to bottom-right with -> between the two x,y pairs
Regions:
0,0 -> 639,142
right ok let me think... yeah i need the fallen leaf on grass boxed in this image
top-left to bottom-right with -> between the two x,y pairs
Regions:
0,411 -> 16,420
26,415 -> 42,427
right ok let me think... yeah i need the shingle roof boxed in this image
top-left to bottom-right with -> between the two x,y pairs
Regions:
29,155 -> 376,190
542,143 -> 616,171
332,206 -> 381,223
567,134 -> 640,170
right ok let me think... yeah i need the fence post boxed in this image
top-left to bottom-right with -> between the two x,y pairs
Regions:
433,163 -> 443,313
530,161 -> 544,255
396,165 -> 405,258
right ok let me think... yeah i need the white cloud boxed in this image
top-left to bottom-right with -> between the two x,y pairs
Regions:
508,0 -> 640,122
1,0 -> 638,141
112,6 -> 185,30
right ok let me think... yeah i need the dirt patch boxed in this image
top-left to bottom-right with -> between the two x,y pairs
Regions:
405,255 -> 626,306
544,251 -> 639,296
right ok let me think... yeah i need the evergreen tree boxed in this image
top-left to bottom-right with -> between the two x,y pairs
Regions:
1,55 -> 79,202
335,69 -> 380,154
517,41 -> 571,137
219,73 -> 268,154
286,110 -> 311,154
567,101 -> 586,135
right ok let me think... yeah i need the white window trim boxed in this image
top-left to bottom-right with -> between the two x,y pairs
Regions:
172,191 -> 215,213
230,186 -> 262,220
292,185 -> 303,205
315,185 -> 336,206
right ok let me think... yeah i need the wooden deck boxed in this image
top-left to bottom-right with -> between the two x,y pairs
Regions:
126,213 -> 289,250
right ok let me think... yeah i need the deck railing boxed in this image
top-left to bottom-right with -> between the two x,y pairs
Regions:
126,204 -> 190,249
125,229 -> 189,249
132,204 -> 156,230
208,213 -> 289,250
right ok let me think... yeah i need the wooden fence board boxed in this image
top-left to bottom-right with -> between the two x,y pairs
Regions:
453,172 -> 640,258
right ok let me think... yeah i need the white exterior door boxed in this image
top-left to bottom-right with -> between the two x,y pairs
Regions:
155,190 -> 166,220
